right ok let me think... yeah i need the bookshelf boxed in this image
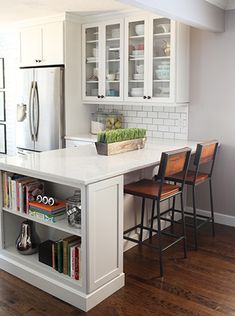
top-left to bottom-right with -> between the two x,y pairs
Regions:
0,167 -> 124,312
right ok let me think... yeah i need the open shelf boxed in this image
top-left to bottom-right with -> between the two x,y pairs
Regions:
0,246 -> 82,290
106,37 -> 120,42
153,56 -> 171,60
129,35 -> 144,39
153,32 -> 171,37
2,207 -> 81,236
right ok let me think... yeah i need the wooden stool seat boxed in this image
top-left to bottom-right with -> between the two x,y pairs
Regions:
169,170 -> 209,185
124,179 -> 180,200
123,147 -> 192,277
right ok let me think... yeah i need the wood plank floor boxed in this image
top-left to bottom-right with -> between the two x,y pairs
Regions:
1,223 -> 235,316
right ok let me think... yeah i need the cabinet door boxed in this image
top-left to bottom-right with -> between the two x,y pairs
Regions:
104,21 -> 123,101
42,22 -> 64,65
124,16 -> 148,102
20,27 -> 42,67
149,17 -> 175,102
82,24 -> 102,101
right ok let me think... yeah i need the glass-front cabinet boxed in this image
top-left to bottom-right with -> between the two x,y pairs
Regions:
82,20 -> 123,102
125,15 -> 174,102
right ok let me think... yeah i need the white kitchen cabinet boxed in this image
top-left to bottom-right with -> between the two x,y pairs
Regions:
20,21 -> 64,67
125,14 -> 189,104
82,12 -> 189,105
82,20 -> 124,102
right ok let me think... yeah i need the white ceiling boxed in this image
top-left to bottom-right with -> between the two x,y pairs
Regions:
206,0 -> 235,9
0,0 -> 133,24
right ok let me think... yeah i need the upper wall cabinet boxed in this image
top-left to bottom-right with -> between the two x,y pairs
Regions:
19,21 -> 64,67
82,20 -> 124,102
82,13 -> 190,105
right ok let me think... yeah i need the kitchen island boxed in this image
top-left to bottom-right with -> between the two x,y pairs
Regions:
0,139 -> 198,311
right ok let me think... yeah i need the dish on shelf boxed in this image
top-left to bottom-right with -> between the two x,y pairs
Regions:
135,24 -> 144,36
155,23 -> 170,34
132,49 -> 144,56
130,87 -> 144,97
136,64 -> 144,74
155,69 -> 170,80
133,73 -> 144,80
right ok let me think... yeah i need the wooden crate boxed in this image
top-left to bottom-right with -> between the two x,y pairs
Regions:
95,138 -> 146,156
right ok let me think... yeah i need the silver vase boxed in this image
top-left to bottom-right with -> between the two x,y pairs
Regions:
16,220 -> 40,255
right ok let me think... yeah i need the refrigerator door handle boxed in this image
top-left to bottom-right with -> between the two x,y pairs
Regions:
29,81 -> 34,141
34,81 -> 40,141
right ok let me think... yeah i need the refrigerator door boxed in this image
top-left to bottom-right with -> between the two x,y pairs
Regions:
16,69 -> 35,151
34,67 -> 64,152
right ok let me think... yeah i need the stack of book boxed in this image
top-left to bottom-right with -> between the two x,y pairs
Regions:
29,200 -> 66,223
2,171 -> 44,214
39,235 -> 81,280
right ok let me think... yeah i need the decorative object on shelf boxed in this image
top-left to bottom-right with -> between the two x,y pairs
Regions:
135,24 -> 144,36
16,220 -> 40,255
105,110 -> 123,130
29,200 -> 66,223
0,91 -> 5,121
106,73 -> 115,81
91,109 -> 106,134
0,58 -> 4,89
156,23 -> 170,34
136,64 -> 144,74
0,123 -> 6,154
162,40 -> 171,56
96,128 -> 146,156
36,195 -> 57,206
66,190 -> 82,228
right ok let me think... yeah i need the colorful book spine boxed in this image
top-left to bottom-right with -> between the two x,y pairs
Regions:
57,240 -> 63,273
74,245 -> 79,280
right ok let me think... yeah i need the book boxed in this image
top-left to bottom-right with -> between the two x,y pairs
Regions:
68,240 -> 79,277
38,240 -> 53,267
29,206 -> 65,216
70,244 -> 80,280
29,200 -> 66,212
29,209 -> 66,223
63,236 -> 80,275
52,241 -> 58,271
56,240 -> 63,273
74,245 -> 80,280
2,172 -> 8,208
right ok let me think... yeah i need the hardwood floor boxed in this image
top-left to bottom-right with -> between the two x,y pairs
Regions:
1,223 -> 235,316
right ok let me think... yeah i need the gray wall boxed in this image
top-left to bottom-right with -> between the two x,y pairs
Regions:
189,10 -> 235,216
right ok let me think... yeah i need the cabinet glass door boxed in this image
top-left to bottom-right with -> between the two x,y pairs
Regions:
152,18 -> 171,99
105,24 -> 121,98
85,26 -> 100,98
127,20 -> 146,99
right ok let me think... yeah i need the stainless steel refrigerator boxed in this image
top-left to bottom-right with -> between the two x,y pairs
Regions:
16,67 -> 64,153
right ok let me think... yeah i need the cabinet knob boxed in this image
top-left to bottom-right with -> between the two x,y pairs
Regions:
97,95 -> 101,98
101,95 -> 104,99
143,96 -> 147,99
147,96 -> 151,99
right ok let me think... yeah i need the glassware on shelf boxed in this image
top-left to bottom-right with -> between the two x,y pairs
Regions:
91,109 -> 106,134
105,110 -> 123,130
66,190 -> 81,229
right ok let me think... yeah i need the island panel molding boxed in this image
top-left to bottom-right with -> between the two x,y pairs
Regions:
0,124 -> 6,154
0,58 -> 4,89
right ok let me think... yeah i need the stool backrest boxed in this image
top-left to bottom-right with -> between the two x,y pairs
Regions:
157,147 -> 191,192
194,141 -> 218,178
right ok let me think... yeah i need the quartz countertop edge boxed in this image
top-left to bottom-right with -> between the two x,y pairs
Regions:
0,139 -> 199,186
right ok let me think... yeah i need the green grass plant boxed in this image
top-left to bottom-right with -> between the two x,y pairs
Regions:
97,128 -> 146,144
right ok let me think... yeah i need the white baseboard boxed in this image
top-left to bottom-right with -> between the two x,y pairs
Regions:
186,207 -> 235,228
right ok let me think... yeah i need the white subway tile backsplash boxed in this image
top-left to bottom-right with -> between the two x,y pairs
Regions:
143,118 -> 153,124
153,118 -> 164,125
98,104 -> 188,140
159,125 -> 169,132
147,112 -> 158,118
164,119 -> 174,126
169,113 -> 181,119
137,111 -> 147,118
158,112 -> 169,119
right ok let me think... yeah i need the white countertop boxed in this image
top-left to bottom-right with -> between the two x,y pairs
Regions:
0,139 -> 199,186
65,134 -> 97,142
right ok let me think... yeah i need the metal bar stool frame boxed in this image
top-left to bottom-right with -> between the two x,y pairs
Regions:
168,141 -> 219,250
124,147 -> 192,277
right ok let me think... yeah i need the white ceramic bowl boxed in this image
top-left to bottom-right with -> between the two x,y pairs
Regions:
155,69 -> 170,80
156,23 -> 170,33
107,74 -> 115,81
132,50 -> 144,56
135,24 -> 144,36
133,73 -> 144,80
130,87 -> 144,97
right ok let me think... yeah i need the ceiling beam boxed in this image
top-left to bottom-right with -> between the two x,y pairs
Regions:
118,0 -> 225,32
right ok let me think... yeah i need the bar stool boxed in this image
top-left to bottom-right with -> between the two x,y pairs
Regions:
169,141 -> 219,250
124,147 -> 191,277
